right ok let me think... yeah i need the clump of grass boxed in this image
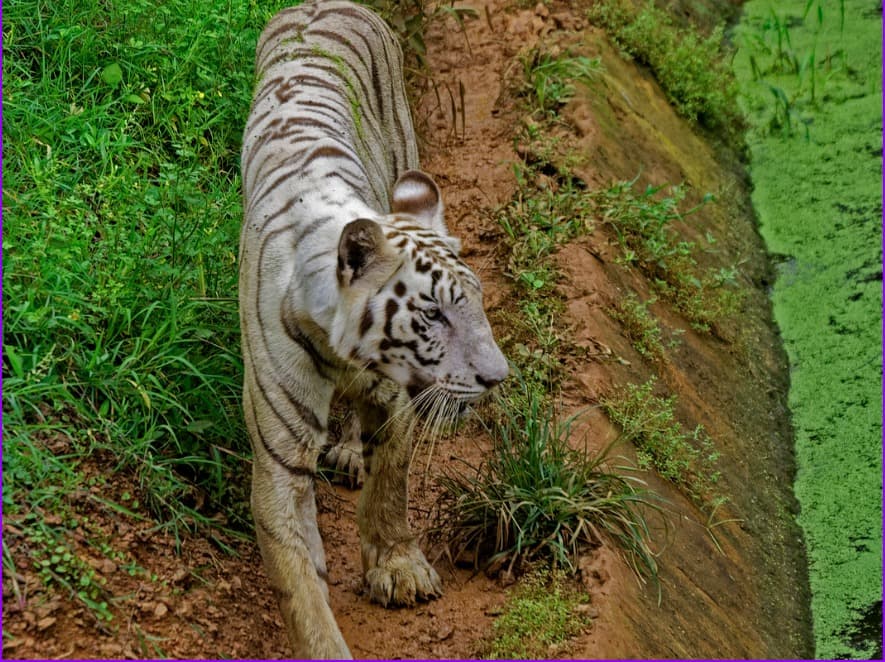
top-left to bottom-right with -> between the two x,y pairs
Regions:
601,379 -> 723,510
607,294 -> 666,360
482,569 -> 591,659
519,47 -> 603,116
590,177 -> 742,331
432,376 -> 660,582
588,0 -> 744,141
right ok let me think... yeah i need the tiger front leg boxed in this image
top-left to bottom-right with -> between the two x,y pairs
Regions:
355,394 -> 442,607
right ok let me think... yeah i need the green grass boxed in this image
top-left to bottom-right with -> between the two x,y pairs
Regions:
1,0 -> 467,625
519,48 -> 602,117
2,0 -> 296,617
495,159 -> 593,392
601,379 -> 724,512
588,0 -> 744,142
483,569 -> 591,659
432,376 -> 660,582
607,294 -> 666,361
590,177 -> 742,331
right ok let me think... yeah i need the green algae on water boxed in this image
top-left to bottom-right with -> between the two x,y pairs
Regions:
732,1 -> 882,658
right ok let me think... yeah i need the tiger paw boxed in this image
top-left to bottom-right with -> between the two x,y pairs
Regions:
363,542 -> 442,607
322,440 -> 365,489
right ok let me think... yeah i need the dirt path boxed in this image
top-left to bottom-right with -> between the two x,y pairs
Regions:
3,0 -> 814,658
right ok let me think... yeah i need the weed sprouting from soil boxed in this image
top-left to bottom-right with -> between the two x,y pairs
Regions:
591,178 -> 742,332
494,159 -> 593,391
607,294 -> 666,360
480,569 -> 592,659
601,379 -> 725,512
519,48 -> 602,117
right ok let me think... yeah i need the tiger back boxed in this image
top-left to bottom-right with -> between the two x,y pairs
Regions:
239,1 -> 507,657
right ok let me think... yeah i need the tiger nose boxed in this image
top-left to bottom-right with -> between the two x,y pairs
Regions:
474,343 -> 509,389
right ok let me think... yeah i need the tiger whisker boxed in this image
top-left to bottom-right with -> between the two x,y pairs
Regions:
371,383 -> 438,444
415,386 -> 466,486
410,385 -> 450,469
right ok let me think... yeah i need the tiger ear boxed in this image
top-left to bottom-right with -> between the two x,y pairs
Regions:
337,218 -> 398,287
391,170 -> 447,233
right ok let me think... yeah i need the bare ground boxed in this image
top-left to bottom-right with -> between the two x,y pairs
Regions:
3,0 -> 814,658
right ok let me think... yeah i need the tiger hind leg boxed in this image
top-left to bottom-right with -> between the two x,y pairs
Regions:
355,388 -> 443,607
251,454 -> 352,658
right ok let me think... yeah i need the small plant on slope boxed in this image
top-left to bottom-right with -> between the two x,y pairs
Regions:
590,177 -> 742,331
495,160 -> 594,393
607,293 -> 666,360
601,378 -> 724,511
483,568 -> 591,659
520,48 -> 603,116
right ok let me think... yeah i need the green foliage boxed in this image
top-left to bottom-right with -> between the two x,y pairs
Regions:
588,0 -> 743,140
590,178 -> 741,331
500,162 -> 592,290
495,160 -> 593,390
432,376 -> 660,582
2,0 -> 279,614
484,570 -> 591,659
607,294 -> 666,360
601,379 -> 723,510
16,511 -> 119,623
520,48 -> 602,116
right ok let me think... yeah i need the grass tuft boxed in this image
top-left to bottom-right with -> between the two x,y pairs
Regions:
431,376 -> 660,582
519,48 -> 603,117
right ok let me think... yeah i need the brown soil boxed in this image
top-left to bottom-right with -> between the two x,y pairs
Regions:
3,0 -> 814,658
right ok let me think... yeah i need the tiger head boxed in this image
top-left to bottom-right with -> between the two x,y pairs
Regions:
331,170 -> 508,410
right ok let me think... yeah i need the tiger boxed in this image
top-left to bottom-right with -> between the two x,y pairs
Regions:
238,1 -> 508,657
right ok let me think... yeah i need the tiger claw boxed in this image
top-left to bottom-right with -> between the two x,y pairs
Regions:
322,441 -> 365,489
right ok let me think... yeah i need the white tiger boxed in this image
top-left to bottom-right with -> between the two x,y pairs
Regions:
238,1 -> 508,657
